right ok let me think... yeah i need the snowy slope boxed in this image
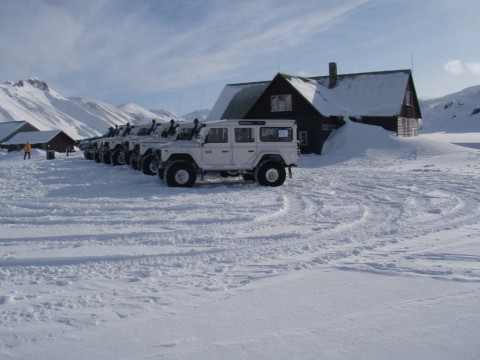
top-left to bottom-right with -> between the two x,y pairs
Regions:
419,85 -> 480,148
0,118 -> 479,359
117,103 -> 172,123
0,79 -> 204,141
0,79 -> 127,139
420,85 -> 480,133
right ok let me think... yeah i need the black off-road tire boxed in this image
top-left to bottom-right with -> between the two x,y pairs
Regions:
254,161 -> 286,187
165,161 -> 196,187
110,149 -> 124,166
158,168 -> 165,180
141,154 -> 158,176
130,154 -> 140,170
125,150 -> 133,165
94,150 -> 101,163
102,151 -> 111,164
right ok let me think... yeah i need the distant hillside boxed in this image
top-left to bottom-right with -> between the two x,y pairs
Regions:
420,85 -> 480,133
117,103 -> 173,123
0,78 -> 210,140
182,109 -> 210,122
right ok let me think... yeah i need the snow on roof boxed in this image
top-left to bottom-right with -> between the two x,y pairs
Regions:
0,121 -> 28,141
286,71 -> 410,117
2,130 -> 62,145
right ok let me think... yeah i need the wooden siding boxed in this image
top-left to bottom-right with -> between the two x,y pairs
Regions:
245,75 -> 336,154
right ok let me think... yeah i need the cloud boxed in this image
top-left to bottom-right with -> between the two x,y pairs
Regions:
444,60 -> 480,75
444,60 -> 465,75
0,0 -> 370,99
466,62 -> 480,74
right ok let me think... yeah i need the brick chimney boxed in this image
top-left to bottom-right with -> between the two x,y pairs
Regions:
329,62 -> 338,88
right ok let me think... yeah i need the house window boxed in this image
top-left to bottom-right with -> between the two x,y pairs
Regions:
405,91 -> 413,106
271,95 -> 292,112
299,131 -> 308,146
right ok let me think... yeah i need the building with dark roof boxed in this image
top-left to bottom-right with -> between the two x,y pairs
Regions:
208,63 -> 422,154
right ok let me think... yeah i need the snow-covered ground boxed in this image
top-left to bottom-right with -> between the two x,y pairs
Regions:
1,121 -> 479,359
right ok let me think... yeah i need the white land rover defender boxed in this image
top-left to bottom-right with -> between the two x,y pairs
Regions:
89,124 -> 129,163
97,123 -> 155,165
116,120 -> 157,166
131,119 -> 200,175
155,119 -> 299,187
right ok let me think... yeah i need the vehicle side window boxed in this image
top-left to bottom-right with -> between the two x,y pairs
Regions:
205,128 -> 228,143
234,128 -> 255,143
260,127 -> 293,142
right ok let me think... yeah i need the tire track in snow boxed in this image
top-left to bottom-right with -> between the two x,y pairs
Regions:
1,156 -> 479,327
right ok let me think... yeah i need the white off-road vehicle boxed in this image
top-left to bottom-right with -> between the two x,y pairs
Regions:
155,119 -> 299,187
131,120 -> 200,175
111,120 -> 157,166
98,123 -> 136,164
88,124 -> 126,163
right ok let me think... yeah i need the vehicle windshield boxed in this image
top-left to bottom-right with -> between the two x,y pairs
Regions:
175,126 -> 195,140
152,124 -> 169,135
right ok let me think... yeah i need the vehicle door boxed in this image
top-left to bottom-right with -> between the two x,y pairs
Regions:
232,126 -> 257,165
202,127 -> 231,165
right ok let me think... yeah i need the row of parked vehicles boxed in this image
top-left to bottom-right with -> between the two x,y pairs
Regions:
81,118 -> 299,187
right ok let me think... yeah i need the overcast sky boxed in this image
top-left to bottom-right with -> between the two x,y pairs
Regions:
1,0 -> 479,114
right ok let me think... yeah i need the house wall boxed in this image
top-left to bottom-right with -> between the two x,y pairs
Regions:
245,76 -> 339,154
44,133 -> 76,152
5,133 -> 76,153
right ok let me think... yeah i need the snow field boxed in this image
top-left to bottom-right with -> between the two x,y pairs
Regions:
0,125 -> 479,359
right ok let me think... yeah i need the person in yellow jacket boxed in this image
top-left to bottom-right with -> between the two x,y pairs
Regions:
24,142 -> 31,160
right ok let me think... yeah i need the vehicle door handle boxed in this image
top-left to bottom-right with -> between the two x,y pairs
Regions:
222,150 -> 229,153
248,150 -> 255,152
205,150 -> 212,153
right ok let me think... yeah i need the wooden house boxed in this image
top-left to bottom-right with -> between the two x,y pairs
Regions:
208,63 -> 422,154
2,130 -> 76,153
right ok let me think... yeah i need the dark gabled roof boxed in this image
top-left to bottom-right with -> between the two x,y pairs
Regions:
209,69 -> 416,119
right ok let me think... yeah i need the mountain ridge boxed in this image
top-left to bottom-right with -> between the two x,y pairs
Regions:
0,78 -> 208,140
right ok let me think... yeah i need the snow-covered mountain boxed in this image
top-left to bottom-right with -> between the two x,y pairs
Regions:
117,103 -> 174,124
0,78 -> 208,140
420,85 -> 480,133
